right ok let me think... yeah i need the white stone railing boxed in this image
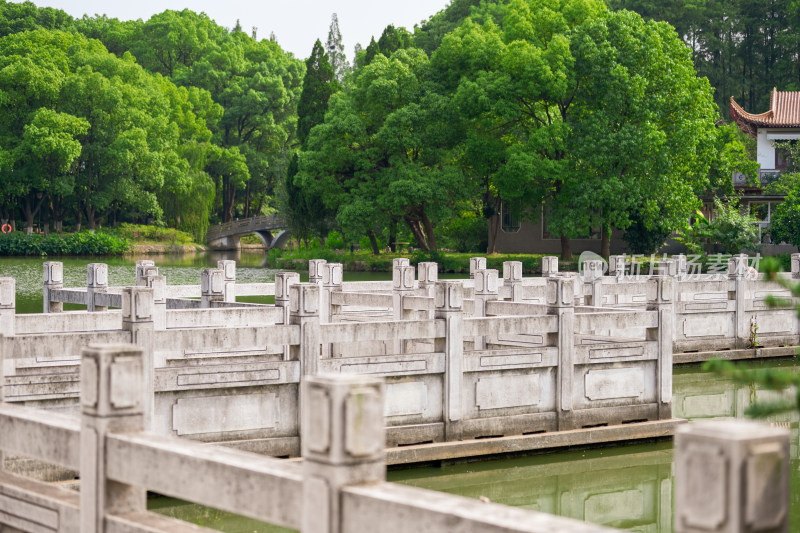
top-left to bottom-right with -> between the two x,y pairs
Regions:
0,343 -> 622,533
0,343 -> 789,533
2,257 -> 677,456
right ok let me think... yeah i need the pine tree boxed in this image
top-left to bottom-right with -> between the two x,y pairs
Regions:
282,39 -> 339,243
326,13 -> 349,82
296,40 -> 338,147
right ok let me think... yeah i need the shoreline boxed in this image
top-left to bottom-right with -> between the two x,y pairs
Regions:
129,243 -> 267,255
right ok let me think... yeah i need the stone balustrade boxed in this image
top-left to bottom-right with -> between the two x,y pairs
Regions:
0,255 -> 796,459
0,343 -> 786,533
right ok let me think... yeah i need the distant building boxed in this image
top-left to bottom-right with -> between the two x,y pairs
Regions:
730,88 -> 799,251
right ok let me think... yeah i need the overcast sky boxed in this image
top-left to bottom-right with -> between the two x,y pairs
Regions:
17,0 -> 451,60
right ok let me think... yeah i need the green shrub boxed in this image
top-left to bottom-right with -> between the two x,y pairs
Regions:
439,213 -> 488,253
769,187 -> 800,247
110,224 -> 194,244
0,231 -> 130,256
325,231 -> 345,250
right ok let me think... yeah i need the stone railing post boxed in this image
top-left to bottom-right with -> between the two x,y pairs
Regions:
502,261 -> 523,302
418,262 -> 438,319
417,262 -> 438,298
321,263 -> 343,357
392,257 -> 410,269
729,254 -> 749,348
134,260 -> 155,286
791,253 -> 800,279
217,260 -> 236,303
581,259 -> 605,307
275,272 -> 300,359
200,268 -> 224,308
302,375 -> 385,533
469,257 -> 486,279
80,343 -> 147,533
473,269 -> 498,349
608,255 -> 626,280
292,283 -> 321,443
275,271 -> 300,318
649,263 -> 674,420
675,420 -> 789,533
43,261 -> 63,313
122,287 -> 154,428
434,280 -> 464,441
135,265 -> 158,287
0,278 -> 14,338
392,264 -> 415,354
290,283 -> 321,378
542,256 -> 559,278
320,263 -> 343,324
87,263 -> 108,312
142,275 -> 167,331
309,259 -> 327,285
548,277 -> 575,430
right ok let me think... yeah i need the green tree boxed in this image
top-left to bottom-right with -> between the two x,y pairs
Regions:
0,0 -> 72,38
284,39 -> 339,245
430,0 -> 606,257
175,31 -> 303,221
768,186 -> 800,246
567,9 -> 720,258
16,108 -> 88,231
298,49 -> 470,251
0,29 -> 218,232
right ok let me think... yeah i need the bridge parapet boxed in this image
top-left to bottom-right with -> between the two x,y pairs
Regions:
206,215 -> 289,251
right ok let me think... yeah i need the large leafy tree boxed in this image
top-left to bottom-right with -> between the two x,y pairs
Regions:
0,29 -> 217,231
298,49 -> 470,251
566,9 -> 720,257
174,31 -> 303,222
608,0 -> 799,115
431,0 -> 729,258
431,0 -> 606,257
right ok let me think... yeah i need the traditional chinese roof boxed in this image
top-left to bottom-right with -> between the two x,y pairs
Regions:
731,88 -> 800,137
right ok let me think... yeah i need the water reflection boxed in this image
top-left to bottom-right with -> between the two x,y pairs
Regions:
391,443 -> 673,532
388,359 -> 800,533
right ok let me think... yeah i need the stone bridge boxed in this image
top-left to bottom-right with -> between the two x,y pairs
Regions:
206,215 -> 290,250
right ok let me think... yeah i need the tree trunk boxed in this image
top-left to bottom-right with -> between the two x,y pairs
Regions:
23,195 -> 42,232
87,206 -> 96,231
404,215 -> 429,252
222,175 -> 236,223
420,210 -> 437,252
488,214 -> 499,253
560,235 -> 572,260
600,226 -> 610,260
76,208 -> 82,232
367,230 -> 380,255
389,222 -> 397,253
244,181 -> 251,218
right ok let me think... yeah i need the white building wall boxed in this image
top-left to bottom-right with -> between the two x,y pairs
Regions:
756,129 -> 774,170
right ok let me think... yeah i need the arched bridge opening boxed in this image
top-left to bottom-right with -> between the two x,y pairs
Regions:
206,216 -> 291,251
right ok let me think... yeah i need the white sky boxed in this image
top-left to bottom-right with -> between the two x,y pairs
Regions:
17,0 -> 451,60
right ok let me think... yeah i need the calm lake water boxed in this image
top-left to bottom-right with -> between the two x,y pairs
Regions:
2,253 -> 797,532
0,252 -> 412,313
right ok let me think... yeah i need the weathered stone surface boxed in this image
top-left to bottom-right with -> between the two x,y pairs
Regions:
675,420 -> 790,533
